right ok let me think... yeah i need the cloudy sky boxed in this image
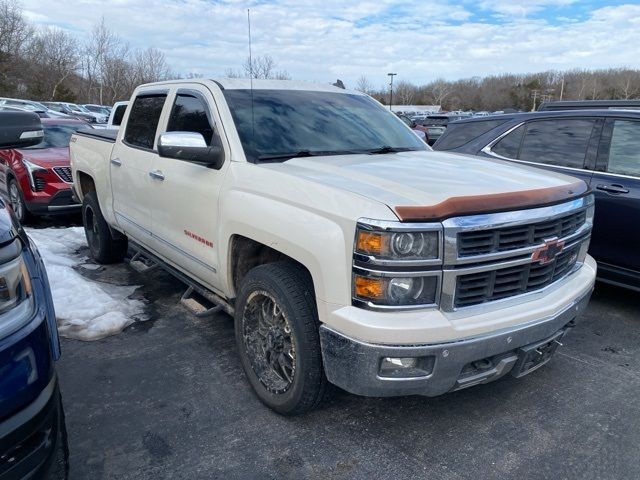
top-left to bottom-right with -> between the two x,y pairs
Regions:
21,0 -> 640,87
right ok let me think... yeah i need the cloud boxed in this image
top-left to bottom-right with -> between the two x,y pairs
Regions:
19,1 -> 640,87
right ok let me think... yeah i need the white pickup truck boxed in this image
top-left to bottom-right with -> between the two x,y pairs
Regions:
70,79 -> 596,415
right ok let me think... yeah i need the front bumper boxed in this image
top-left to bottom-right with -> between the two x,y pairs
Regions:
0,374 -> 64,479
26,188 -> 80,215
320,287 -> 592,397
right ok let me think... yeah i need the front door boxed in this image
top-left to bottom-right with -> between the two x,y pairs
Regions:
148,86 -> 228,292
590,118 -> 640,278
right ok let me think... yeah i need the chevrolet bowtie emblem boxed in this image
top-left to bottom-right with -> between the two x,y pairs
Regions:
531,238 -> 565,265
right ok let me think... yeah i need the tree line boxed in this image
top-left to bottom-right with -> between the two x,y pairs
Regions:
355,68 -> 640,112
2,0 -> 639,110
0,0 -> 173,104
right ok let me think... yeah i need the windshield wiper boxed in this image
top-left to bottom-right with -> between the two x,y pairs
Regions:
257,149 -> 365,162
365,146 -> 418,155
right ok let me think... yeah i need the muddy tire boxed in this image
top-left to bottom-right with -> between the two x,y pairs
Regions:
82,191 -> 127,264
235,262 -> 330,415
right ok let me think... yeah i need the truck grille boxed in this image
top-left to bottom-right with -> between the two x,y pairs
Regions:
454,244 -> 581,308
53,166 -> 73,183
457,210 -> 587,257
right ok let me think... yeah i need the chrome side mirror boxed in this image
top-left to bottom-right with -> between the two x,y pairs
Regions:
157,132 -> 224,169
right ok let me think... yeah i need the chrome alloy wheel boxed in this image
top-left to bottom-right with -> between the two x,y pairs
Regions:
9,182 -> 24,221
242,291 -> 296,394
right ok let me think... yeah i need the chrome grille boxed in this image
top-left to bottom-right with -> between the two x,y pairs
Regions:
53,166 -> 73,183
454,244 -> 581,308
458,210 -> 587,257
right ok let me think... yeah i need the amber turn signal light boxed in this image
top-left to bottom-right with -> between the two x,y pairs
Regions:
356,231 -> 388,255
354,275 -> 385,299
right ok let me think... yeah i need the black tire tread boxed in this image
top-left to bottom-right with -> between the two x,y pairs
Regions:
82,191 -> 127,264
236,261 -> 331,415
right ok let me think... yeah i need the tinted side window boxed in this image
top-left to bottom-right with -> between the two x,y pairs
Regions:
607,120 -> 640,177
167,94 -> 215,145
124,94 -> 167,149
436,119 -> 508,150
492,124 -> 524,158
518,119 -> 595,168
112,105 -> 126,126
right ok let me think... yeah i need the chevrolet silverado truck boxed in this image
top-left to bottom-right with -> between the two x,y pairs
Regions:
69,79 -> 597,415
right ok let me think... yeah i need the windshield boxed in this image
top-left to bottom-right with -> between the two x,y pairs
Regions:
223,89 -> 426,161
24,124 -> 86,149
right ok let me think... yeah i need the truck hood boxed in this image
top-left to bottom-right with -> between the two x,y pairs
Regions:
259,150 -> 586,220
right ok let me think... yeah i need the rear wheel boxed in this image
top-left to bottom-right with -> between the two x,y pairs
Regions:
82,191 -> 127,263
8,178 -> 30,223
235,262 -> 330,415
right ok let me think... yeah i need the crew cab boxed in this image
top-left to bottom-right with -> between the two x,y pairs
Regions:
70,79 -> 596,415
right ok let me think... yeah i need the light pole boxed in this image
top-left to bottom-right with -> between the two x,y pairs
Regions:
388,73 -> 397,111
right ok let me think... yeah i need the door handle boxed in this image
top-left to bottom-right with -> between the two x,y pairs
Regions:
149,169 -> 165,181
110,158 -> 122,167
596,183 -> 629,194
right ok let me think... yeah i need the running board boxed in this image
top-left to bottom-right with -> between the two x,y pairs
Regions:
180,287 -> 223,317
126,241 -> 235,317
128,251 -> 158,273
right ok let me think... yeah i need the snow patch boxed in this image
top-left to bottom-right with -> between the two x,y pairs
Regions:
25,227 -> 146,341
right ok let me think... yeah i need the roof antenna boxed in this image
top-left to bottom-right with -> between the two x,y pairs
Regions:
248,9 -> 255,150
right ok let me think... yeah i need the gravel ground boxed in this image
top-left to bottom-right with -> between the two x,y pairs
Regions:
55,255 -> 639,480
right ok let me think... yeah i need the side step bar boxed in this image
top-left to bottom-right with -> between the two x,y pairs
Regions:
180,287 -> 223,317
128,242 -> 234,317
128,251 -> 158,273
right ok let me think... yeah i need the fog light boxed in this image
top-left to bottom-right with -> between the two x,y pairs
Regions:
379,356 -> 435,379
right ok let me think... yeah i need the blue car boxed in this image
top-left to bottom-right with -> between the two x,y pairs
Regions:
0,111 -> 67,479
433,109 -> 640,291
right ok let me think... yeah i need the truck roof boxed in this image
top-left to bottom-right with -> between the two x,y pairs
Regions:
137,78 -> 360,94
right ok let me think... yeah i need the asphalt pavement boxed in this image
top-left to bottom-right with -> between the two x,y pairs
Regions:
57,256 -> 640,480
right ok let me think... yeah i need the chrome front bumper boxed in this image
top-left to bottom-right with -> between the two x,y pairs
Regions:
320,287 -> 592,397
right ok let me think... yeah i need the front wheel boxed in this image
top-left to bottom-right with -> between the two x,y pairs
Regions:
235,262 -> 330,415
82,191 -> 127,264
8,178 -> 30,223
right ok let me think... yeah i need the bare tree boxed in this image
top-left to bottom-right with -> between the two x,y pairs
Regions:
224,68 -> 241,78
241,54 -> 290,80
424,79 -> 452,106
355,75 -> 373,94
394,80 -> 417,105
0,0 -> 32,55
26,28 -> 79,100
133,47 -> 173,84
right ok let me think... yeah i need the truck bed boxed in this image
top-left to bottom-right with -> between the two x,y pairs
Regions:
75,128 -> 118,143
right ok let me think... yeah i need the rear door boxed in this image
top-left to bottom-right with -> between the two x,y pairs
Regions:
590,118 -> 640,276
485,117 -> 601,188
148,86 -> 229,291
110,91 -> 169,245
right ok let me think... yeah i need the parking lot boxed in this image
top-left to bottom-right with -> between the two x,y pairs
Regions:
52,229 -> 639,480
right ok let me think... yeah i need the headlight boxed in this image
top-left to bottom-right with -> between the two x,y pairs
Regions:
353,270 -> 440,309
0,249 -> 35,339
23,159 -> 48,190
354,220 -> 442,265
352,219 -> 443,310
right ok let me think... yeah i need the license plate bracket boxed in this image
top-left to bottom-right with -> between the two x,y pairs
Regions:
511,330 -> 566,378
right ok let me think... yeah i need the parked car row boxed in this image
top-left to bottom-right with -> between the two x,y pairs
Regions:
433,107 -> 640,291
0,97 -> 113,125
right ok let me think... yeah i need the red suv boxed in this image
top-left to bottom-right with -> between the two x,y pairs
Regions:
0,118 -> 88,222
